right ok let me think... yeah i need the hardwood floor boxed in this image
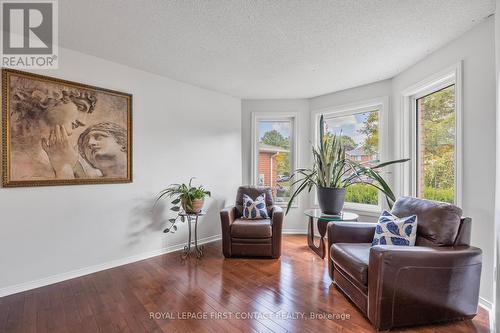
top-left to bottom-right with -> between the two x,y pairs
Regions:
0,235 -> 489,333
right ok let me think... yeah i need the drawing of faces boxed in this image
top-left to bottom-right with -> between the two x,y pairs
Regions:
11,86 -> 97,147
78,122 -> 127,178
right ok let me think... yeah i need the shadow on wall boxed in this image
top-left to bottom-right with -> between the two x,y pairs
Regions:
127,195 -> 167,247
127,193 -> 229,248
197,195 -> 227,237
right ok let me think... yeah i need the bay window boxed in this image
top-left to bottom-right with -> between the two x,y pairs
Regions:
314,98 -> 388,212
401,63 -> 462,205
251,113 -> 298,206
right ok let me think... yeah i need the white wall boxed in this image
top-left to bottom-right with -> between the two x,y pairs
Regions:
494,5 -> 500,331
241,99 -> 309,232
0,47 -> 242,295
310,79 -> 393,111
392,17 -> 496,307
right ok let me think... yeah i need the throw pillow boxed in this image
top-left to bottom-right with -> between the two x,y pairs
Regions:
242,194 -> 269,219
372,210 -> 417,246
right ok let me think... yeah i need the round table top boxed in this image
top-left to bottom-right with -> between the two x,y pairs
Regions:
178,210 -> 206,217
304,209 -> 359,221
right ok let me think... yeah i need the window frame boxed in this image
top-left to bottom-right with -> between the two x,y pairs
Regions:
251,112 -> 299,208
311,97 -> 389,215
400,62 -> 463,206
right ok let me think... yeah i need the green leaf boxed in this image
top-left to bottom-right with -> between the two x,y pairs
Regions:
171,206 -> 180,212
371,158 -> 410,170
319,114 -> 325,152
286,174 -> 315,214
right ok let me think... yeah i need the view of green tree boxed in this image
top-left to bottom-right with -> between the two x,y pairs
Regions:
359,111 -> 379,154
340,135 -> 357,151
260,129 -> 291,176
260,129 -> 289,148
275,152 -> 290,176
419,85 -> 455,203
322,111 -> 381,205
323,133 -> 357,151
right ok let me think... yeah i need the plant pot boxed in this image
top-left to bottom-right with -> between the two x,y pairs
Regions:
317,186 -> 346,215
182,198 -> 205,213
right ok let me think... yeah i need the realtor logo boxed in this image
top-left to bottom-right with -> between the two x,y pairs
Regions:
1,0 -> 58,69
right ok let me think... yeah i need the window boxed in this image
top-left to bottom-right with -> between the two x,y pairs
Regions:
401,63 -> 462,205
314,97 -> 388,213
323,109 -> 380,206
416,85 -> 456,203
251,113 -> 297,206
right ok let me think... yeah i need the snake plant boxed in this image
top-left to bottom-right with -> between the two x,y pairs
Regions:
286,115 -> 408,214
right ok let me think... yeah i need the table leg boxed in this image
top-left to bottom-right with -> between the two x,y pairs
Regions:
194,215 -> 204,258
317,218 -> 328,259
308,216 -> 326,259
182,216 -> 193,260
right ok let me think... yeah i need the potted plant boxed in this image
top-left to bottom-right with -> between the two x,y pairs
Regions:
155,178 -> 211,233
286,115 -> 408,215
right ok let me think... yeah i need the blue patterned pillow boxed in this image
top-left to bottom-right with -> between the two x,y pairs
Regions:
372,210 -> 417,246
242,194 -> 269,219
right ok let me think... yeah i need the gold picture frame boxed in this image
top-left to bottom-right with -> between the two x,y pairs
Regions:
2,68 -> 132,187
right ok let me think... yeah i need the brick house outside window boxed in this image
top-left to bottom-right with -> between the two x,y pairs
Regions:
258,143 -> 289,199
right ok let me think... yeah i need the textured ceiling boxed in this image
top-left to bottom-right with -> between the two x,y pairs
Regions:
59,1 -> 495,98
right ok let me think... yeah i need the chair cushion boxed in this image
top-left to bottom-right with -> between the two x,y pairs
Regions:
331,243 -> 370,286
391,196 -> 462,246
231,218 -> 272,238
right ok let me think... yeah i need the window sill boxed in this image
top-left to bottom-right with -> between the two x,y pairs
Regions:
343,207 -> 382,218
275,202 -> 298,209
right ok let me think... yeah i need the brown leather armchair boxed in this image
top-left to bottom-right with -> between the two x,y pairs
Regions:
327,197 -> 482,330
220,186 -> 283,258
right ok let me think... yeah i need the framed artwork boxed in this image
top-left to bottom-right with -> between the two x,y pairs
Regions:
1,69 -> 132,187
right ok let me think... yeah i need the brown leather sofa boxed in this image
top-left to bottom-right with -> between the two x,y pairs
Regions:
220,186 -> 283,258
327,196 -> 482,330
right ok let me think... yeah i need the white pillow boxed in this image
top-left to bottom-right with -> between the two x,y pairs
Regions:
372,210 -> 417,246
242,194 -> 269,219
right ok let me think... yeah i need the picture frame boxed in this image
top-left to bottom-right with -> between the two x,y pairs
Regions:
2,68 -> 133,187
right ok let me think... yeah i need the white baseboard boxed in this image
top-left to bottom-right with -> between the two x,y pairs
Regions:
0,231 -> 310,297
0,234 -> 222,298
282,228 -> 308,234
479,297 -> 494,332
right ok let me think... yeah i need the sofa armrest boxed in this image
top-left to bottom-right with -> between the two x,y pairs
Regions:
220,206 -> 237,257
271,205 -> 283,258
220,206 -> 237,226
368,245 -> 482,329
271,205 -> 283,225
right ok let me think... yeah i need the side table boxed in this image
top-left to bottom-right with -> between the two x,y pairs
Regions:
179,210 -> 206,259
304,209 -> 359,259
